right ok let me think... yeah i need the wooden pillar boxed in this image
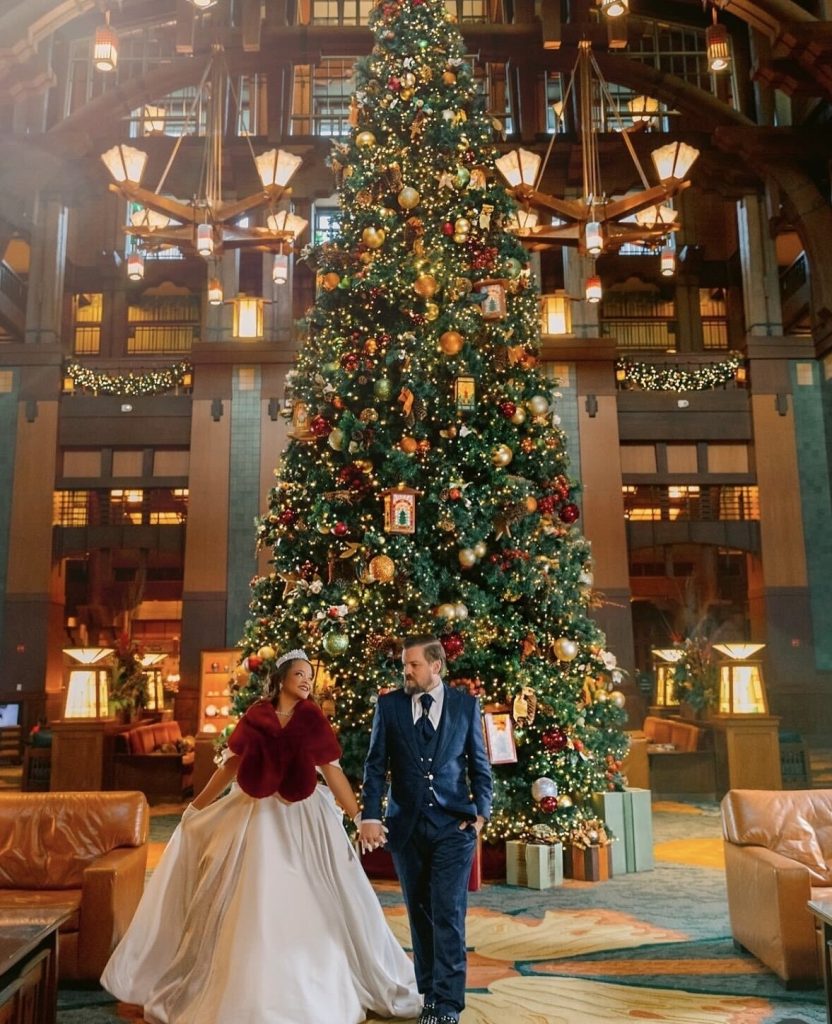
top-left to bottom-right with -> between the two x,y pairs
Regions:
737,195 -> 783,337
24,197 -> 67,346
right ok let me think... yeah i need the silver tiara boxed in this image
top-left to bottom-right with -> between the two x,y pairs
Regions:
275,648 -> 309,668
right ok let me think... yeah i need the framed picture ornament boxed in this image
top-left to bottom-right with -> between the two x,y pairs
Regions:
483,712 -> 518,765
475,278 -> 508,320
288,401 -> 314,441
454,375 -> 476,412
380,485 -> 418,534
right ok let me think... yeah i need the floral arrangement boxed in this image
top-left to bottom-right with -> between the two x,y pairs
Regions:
110,632 -> 149,717
671,635 -> 718,714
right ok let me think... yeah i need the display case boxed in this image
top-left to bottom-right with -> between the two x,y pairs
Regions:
198,649 -> 239,735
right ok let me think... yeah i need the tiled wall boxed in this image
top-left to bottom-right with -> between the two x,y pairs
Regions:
225,366 -> 263,645
0,371 -> 18,648
790,361 -> 832,670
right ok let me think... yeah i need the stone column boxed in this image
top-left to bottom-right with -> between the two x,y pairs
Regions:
737,195 -> 783,337
24,196 -> 68,346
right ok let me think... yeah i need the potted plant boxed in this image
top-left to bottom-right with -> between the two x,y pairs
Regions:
671,635 -> 718,719
110,633 -> 149,723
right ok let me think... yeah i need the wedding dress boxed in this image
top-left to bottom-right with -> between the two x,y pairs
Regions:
101,776 -> 421,1024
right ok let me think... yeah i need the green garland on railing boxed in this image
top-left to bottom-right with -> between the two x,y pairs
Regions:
63,360 -> 193,396
616,353 -> 744,392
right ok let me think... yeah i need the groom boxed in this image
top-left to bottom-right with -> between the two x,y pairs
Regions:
360,634 -> 493,1024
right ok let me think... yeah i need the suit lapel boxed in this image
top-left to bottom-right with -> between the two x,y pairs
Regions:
433,684 -> 458,767
394,688 -> 422,767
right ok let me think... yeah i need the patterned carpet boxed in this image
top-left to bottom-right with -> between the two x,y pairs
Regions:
52,797 -> 828,1024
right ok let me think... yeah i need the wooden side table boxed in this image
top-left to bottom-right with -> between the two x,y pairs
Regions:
0,908 -> 71,1024
809,900 -> 832,1024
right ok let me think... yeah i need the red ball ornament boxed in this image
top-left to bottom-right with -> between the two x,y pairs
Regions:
542,727 -> 568,752
498,400 -> 517,418
448,487 -> 462,501
340,352 -> 360,372
333,521 -> 349,537
245,655 -> 262,672
442,222 -> 454,236
537,495 -> 557,515
310,415 -> 331,437
440,632 -> 464,661
388,76 -> 401,91
540,796 -> 558,813
279,509 -> 298,526
559,503 -> 580,524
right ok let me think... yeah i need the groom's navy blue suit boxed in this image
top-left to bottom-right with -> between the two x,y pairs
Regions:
362,684 -> 493,1021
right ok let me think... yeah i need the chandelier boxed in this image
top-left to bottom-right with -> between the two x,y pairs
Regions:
496,42 -> 699,257
101,45 -> 306,269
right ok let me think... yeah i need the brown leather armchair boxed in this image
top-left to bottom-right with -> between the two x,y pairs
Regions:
721,788 -> 832,985
0,791 -> 149,980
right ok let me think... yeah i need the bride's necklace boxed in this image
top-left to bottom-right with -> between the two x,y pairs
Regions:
275,706 -> 295,718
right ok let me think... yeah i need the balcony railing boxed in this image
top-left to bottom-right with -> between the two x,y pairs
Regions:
0,262 -> 26,309
53,489 -> 188,528
622,485 -> 759,522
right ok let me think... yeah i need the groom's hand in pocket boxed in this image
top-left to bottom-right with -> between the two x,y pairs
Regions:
459,816 -> 485,836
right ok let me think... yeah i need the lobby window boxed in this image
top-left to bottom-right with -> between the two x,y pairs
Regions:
600,291 -> 676,351
291,60 -> 355,136
701,289 -> 729,350
623,485 -> 759,522
628,20 -> 737,108
127,87 -> 207,138
472,62 -> 512,134
53,491 -> 91,527
313,206 -> 342,245
65,32 -> 176,119
72,294 -> 103,355
236,75 -> 269,136
310,0 -> 373,24
446,0 -> 487,22
127,295 -> 200,354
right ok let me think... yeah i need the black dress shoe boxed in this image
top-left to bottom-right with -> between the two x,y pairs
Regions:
434,1015 -> 458,1024
417,1001 -> 436,1024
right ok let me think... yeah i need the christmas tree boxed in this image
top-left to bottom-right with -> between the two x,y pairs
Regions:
234,0 -> 629,841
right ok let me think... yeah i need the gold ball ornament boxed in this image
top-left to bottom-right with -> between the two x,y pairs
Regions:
435,603 -> 457,620
528,395 -> 550,416
369,554 -> 396,583
358,408 -> 379,423
397,186 -> 421,210
442,70 -> 457,85
400,436 -> 419,454
234,663 -> 250,683
362,227 -> 386,249
452,233 -> 468,244
413,274 -> 438,298
424,302 -> 440,321
511,407 -> 527,425
524,496 -> 538,513
327,428 -> 345,451
454,603 -> 469,620
402,72 -> 417,87
557,795 -> 574,809
400,88 -> 414,101
355,130 -> 377,148
492,444 -> 513,467
610,690 -> 627,708
473,541 -> 487,559
454,217 -> 472,234
554,637 -> 579,661
458,548 -> 477,569
321,272 -> 340,291
439,330 -> 464,355
257,645 -> 276,661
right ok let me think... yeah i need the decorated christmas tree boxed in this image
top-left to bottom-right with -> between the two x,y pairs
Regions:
233,0 -> 628,840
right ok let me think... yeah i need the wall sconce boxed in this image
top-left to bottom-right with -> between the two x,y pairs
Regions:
25,399 -> 38,423
93,11 -> 119,72
775,393 -> 789,416
540,292 -> 572,335
232,296 -> 264,339
713,643 -> 769,714
584,394 -> 598,418
211,398 -> 224,421
63,647 -> 115,719
651,648 -> 683,707
62,376 -> 75,395
267,397 -> 280,421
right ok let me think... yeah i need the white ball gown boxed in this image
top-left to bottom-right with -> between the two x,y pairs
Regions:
100,776 -> 422,1024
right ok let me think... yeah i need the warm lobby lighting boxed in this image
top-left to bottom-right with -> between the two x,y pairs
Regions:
652,648 -> 684,707
585,220 -> 603,256
101,144 -> 148,186
272,253 -> 289,284
660,247 -> 676,276
63,647 -> 115,719
93,12 -> 118,72
651,141 -> 701,184
628,96 -> 659,124
64,647 -> 115,665
714,644 -> 769,714
585,276 -> 602,303
233,296 -> 264,339
541,292 -> 571,335
495,148 -> 541,189
208,277 -> 224,305
196,223 -> 214,257
255,150 -> 303,189
706,20 -> 731,72
127,252 -> 145,281
266,210 -> 309,240
600,0 -> 628,16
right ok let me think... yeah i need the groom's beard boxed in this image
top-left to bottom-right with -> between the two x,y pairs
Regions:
403,676 -> 421,694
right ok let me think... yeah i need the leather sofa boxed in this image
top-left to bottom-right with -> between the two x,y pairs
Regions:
641,715 -> 703,752
721,788 -> 832,985
0,791 -> 149,980
112,720 -> 194,802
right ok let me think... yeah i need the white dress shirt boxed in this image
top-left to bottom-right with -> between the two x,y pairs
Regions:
411,683 -> 444,729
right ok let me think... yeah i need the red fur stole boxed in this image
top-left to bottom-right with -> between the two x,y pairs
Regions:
227,698 -> 341,801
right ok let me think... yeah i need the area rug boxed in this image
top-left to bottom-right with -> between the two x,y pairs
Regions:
58,800 -> 827,1024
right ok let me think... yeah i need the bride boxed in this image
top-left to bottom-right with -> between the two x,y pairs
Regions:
101,650 -> 422,1024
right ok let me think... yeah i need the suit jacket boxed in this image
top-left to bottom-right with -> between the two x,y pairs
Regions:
362,684 -> 493,850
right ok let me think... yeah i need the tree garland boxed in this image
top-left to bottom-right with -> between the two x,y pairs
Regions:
64,360 -> 193,396
616,353 -> 744,392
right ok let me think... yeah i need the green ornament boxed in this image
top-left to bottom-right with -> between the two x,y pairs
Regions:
373,377 -> 392,400
505,257 -> 522,278
454,165 -> 471,189
513,728 -> 526,747
323,631 -> 349,656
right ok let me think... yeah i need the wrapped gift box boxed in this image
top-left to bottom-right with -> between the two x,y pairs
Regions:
591,788 -> 654,873
623,788 -> 654,872
564,842 -> 613,881
590,792 -> 626,875
468,834 -> 482,892
506,840 -> 563,889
